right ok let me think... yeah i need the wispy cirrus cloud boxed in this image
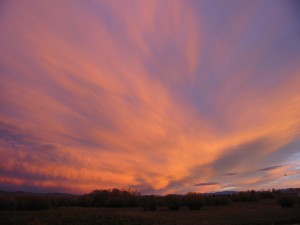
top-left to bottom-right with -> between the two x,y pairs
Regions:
0,0 -> 300,194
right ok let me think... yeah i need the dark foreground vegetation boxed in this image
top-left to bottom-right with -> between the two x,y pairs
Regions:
0,188 -> 300,225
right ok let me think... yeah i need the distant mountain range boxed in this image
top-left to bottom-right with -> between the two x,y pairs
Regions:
204,191 -> 237,195
0,188 -> 299,196
206,188 -> 300,196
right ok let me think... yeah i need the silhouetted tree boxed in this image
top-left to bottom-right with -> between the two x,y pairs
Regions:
89,190 -> 110,207
89,188 -> 139,208
232,190 -> 257,202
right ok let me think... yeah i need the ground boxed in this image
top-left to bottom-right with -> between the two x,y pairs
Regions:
0,201 -> 300,225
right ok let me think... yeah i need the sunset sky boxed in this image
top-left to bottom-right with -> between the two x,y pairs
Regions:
1,0 -> 300,194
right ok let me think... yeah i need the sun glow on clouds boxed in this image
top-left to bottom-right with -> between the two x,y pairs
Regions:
0,0 -> 300,194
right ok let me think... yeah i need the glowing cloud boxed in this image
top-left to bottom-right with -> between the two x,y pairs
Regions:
0,0 -> 300,194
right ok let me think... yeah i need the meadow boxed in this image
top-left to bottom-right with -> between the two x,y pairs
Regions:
0,200 -> 300,225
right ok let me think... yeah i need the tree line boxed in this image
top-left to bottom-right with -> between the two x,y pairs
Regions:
0,188 -> 299,211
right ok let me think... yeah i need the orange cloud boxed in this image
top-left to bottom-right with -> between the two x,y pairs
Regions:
0,0 -> 300,194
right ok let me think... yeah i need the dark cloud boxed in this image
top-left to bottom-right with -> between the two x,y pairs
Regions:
290,0 -> 300,26
0,182 -> 71,194
259,165 -> 283,171
222,172 -> 239,176
194,182 -> 219,186
284,170 -> 300,177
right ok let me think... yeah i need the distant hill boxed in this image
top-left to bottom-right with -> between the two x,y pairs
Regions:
204,191 -> 237,195
281,188 -> 300,196
1,187 -> 300,197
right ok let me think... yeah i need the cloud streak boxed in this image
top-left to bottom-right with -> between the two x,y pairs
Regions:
259,166 -> 283,171
195,182 -> 219,187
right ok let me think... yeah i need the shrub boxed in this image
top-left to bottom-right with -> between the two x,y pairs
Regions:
78,195 -> 93,207
277,195 -> 296,208
53,196 -> 77,207
14,195 -> 52,211
139,195 -> 158,211
232,191 -> 257,202
206,195 -> 230,205
0,195 -> 17,210
105,197 -> 125,208
184,193 -> 204,210
25,196 -> 52,210
259,191 -> 274,199
165,194 -> 182,211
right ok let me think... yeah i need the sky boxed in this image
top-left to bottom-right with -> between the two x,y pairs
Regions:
0,0 -> 300,194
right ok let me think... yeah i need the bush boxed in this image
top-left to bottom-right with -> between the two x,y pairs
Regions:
26,196 -> 52,210
105,197 -> 125,208
207,195 -> 230,206
0,195 -> 17,210
184,193 -> 204,210
232,191 -> 257,202
78,195 -> 93,207
165,194 -> 182,211
53,196 -> 77,207
139,195 -> 158,211
277,196 -> 296,208
259,191 -> 274,199
14,195 -> 52,211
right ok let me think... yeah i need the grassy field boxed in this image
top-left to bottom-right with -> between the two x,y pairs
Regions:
0,201 -> 299,225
